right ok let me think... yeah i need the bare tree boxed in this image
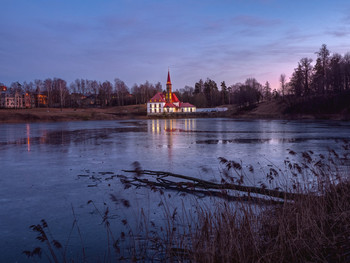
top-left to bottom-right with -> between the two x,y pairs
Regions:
44,78 -> 53,108
315,44 -> 330,94
23,81 -> 34,93
114,78 -> 129,106
57,79 -> 67,111
99,81 -> 113,106
343,52 -> 350,91
300,57 -> 313,95
155,82 -> 162,93
34,79 -> 43,107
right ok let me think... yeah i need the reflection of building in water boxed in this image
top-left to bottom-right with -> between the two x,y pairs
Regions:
150,119 -> 161,134
147,70 -> 196,115
164,119 -> 176,132
148,119 -> 196,134
39,130 -> 48,144
26,124 -> 30,152
148,118 -> 197,163
184,118 -> 196,131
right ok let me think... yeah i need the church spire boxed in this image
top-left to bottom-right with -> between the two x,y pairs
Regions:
166,69 -> 172,103
167,69 -> 171,84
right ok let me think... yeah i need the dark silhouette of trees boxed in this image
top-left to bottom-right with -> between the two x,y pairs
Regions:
99,81 -> 113,106
204,78 -> 219,107
194,79 -> 204,94
329,53 -> 343,93
288,44 -> 350,98
343,53 -> 350,91
315,44 -> 330,94
131,81 -> 157,105
290,58 -> 313,97
300,57 -> 313,96
178,85 -> 195,105
232,84 -> 261,108
220,81 -> 228,105
263,81 -> 271,101
114,78 -> 129,106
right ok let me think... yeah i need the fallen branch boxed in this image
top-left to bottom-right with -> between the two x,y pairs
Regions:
121,169 -> 304,203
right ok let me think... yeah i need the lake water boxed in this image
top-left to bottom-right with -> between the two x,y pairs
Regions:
1,118 -> 350,262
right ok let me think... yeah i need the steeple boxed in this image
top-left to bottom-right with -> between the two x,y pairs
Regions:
167,70 -> 171,84
166,69 -> 172,103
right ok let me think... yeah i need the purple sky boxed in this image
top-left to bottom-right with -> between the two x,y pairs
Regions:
1,0 -> 350,91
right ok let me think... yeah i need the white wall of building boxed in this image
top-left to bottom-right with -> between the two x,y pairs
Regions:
147,102 -> 165,114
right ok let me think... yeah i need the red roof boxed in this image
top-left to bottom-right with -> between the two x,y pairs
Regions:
149,92 -> 166,102
164,103 -> 176,108
171,93 -> 179,103
179,102 -> 195,108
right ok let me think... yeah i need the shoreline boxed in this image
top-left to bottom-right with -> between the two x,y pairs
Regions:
1,107 -> 350,124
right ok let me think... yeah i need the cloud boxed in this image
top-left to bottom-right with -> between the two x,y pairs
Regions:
231,15 -> 280,27
325,28 -> 350,38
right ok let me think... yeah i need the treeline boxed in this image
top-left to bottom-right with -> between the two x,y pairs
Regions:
2,75 -> 274,109
177,78 -> 276,108
1,78 -> 163,108
287,44 -> 350,97
2,44 -> 349,110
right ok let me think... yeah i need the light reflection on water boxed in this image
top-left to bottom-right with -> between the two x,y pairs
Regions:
1,118 -> 350,262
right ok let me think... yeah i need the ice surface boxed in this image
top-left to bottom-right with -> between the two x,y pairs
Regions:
1,118 -> 349,262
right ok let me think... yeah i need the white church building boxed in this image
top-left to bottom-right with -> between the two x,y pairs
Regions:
147,71 -> 196,115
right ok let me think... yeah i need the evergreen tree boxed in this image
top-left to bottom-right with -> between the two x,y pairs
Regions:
290,64 -> 304,97
220,81 -> 228,105
263,81 -> 271,101
194,79 -> 204,94
279,74 -> 286,98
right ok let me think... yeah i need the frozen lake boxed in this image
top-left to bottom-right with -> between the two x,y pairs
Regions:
1,118 -> 350,262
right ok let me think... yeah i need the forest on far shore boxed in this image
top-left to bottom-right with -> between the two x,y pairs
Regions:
1,44 -> 350,113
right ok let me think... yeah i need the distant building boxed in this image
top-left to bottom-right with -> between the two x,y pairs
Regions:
33,93 -> 48,107
147,70 -> 196,115
0,86 -> 34,109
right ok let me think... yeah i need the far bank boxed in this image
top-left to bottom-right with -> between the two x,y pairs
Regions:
1,99 -> 350,124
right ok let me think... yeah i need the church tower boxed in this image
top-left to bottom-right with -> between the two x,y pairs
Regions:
166,70 -> 172,103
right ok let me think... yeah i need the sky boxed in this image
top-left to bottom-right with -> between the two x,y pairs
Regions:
1,0 -> 350,91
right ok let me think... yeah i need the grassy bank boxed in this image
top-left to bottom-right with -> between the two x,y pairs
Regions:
0,105 -> 147,123
2,98 -> 350,124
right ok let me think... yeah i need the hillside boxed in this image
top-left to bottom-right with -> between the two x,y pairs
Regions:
233,95 -> 350,120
